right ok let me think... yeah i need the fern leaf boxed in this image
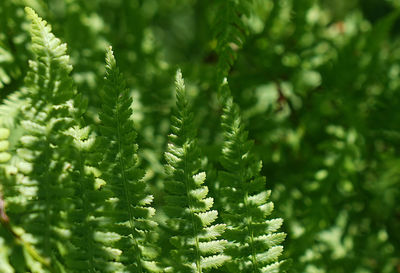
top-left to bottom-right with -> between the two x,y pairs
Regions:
97,46 -> 160,273
24,7 -> 74,103
162,70 -> 229,272
0,125 -> 53,272
217,80 -> 286,272
213,0 -> 251,81
0,91 -> 28,129
63,125 -> 118,272
0,8 -> 93,272
9,8 -> 78,270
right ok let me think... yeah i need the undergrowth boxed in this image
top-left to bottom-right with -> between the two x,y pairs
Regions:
2,1 -> 400,273
0,6 -> 285,273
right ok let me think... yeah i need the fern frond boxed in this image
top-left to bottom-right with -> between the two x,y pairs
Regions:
213,0 -> 251,81
162,70 -> 229,272
0,128 -> 11,164
0,125 -> 51,272
97,46 -> 160,272
217,80 -> 286,272
63,125 -> 122,273
1,8 -> 82,272
24,7 -> 74,103
0,91 -> 28,129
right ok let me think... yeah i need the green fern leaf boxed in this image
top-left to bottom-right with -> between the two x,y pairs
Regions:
162,70 -> 230,273
62,125 -> 121,273
24,7 -> 74,103
97,46 -> 160,273
213,0 -> 251,81
0,91 -> 28,129
217,80 -> 286,272
0,8 -> 87,272
17,7 -> 76,266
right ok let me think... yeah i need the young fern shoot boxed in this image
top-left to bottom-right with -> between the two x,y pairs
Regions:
163,70 -> 229,272
97,47 -> 160,272
218,80 -> 286,273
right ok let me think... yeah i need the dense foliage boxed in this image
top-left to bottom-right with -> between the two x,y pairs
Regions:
1,0 -> 400,272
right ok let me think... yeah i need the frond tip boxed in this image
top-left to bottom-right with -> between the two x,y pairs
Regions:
175,69 -> 185,93
105,46 -> 117,71
25,7 -> 71,73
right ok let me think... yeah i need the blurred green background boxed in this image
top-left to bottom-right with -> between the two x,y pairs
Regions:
1,0 -> 400,272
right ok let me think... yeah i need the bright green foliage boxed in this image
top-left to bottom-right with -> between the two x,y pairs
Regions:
62,125 -> 114,273
0,127 -> 51,273
217,81 -> 286,273
97,47 -> 160,272
0,128 -> 11,163
21,9 -> 108,273
2,1 -> 400,273
162,70 -> 230,272
4,7 -> 78,272
2,8 -> 103,273
24,7 -> 74,103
